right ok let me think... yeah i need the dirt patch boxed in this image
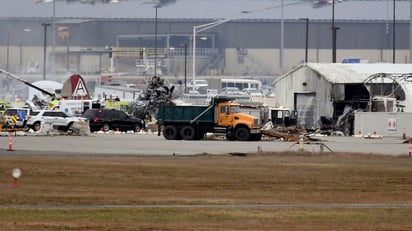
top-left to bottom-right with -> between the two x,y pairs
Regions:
0,152 -> 411,230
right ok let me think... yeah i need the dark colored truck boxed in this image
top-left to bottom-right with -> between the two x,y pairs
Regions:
157,96 -> 262,141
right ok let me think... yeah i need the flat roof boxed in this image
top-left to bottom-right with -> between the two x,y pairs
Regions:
2,0 -> 410,22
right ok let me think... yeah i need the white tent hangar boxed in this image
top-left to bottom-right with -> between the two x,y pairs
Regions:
273,63 -> 412,133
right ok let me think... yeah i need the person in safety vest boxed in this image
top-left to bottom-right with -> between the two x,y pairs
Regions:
48,97 -> 59,110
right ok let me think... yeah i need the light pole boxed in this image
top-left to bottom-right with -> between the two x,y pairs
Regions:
154,6 -> 158,76
51,0 -> 56,76
393,0 -> 396,64
332,0 -> 339,63
183,43 -> 188,93
299,18 -> 309,63
280,0 -> 284,73
42,23 -> 50,80
192,18 -> 231,91
410,0 -> 412,63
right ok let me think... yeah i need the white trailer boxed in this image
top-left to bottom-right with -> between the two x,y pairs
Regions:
56,100 -> 101,115
354,112 -> 412,137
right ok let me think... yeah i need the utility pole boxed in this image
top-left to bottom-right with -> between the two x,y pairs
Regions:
393,0 -> 396,63
410,0 -> 412,63
154,6 -> 158,76
332,0 -> 339,63
42,23 -> 50,80
184,43 -> 187,93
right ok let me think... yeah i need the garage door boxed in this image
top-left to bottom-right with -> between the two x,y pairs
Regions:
295,93 -> 316,130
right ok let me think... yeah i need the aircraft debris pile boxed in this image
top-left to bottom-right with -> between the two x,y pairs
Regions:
261,127 -> 307,142
260,120 -> 324,142
127,76 -> 175,120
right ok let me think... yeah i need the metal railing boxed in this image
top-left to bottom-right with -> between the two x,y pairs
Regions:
112,47 -> 216,58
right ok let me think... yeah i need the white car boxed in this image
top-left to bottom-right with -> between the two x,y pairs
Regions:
243,88 -> 264,96
220,87 -> 246,95
26,110 -> 87,132
187,79 -> 209,92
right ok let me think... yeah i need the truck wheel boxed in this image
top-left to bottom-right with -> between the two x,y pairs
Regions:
67,123 -> 74,133
67,123 -> 79,135
163,125 -> 178,140
33,122 -> 41,131
235,127 -> 250,141
180,126 -> 196,140
103,123 -> 110,132
134,123 -> 141,133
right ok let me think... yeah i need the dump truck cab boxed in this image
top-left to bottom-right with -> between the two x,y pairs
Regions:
216,100 -> 262,141
216,101 -> 241,126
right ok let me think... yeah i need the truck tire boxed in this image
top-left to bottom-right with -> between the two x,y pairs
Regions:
235,127 -> 250,141
134,123 -> 141,133
67,123 -> 79,135
163,125 -> 178,140
103,123 -> 110,132
180,126 -> 196,140
67,123 -> 74,132
33,122 -> 41,131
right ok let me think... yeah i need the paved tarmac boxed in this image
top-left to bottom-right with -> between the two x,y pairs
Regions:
0,132 -> 410,156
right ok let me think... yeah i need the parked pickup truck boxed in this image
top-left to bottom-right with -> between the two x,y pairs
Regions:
157,96 -> 262,141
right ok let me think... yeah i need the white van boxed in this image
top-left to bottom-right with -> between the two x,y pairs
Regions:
187,79 -> 208,89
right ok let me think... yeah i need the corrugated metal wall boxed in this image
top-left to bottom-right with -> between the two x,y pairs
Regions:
274,65 -> 335,129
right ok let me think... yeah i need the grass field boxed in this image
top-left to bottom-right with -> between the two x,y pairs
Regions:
0,152 -> 412,230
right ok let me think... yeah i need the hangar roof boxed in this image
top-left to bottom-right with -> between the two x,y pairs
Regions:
277,63 -> 412,84
2,0 -> 411,22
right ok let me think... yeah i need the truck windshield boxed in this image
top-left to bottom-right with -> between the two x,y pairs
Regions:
231,105 -> 241,113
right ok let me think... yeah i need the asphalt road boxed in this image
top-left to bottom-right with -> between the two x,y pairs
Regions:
0,132 -> 410,156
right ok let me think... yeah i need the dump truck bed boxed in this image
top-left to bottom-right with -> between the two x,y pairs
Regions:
158,104 -> 215,124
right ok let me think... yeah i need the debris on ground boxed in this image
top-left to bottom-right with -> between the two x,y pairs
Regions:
261,127 -> 325,142
261,128 -> 302,142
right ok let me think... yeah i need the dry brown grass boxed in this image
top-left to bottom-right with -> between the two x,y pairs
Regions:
0,152 -> 412,230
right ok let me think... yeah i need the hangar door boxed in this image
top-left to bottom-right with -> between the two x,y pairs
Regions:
295,93 -> 316,130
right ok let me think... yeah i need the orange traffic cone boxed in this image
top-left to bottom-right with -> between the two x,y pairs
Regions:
7,132 -> 14,151
409,140 -> 412,158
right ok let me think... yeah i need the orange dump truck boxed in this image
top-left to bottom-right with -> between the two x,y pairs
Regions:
157,96 -> 262,141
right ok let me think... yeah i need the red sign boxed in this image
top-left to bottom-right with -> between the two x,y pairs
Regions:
101,75 -> 113,82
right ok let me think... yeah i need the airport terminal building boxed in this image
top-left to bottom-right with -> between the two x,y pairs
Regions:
0,0 -> 411,78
